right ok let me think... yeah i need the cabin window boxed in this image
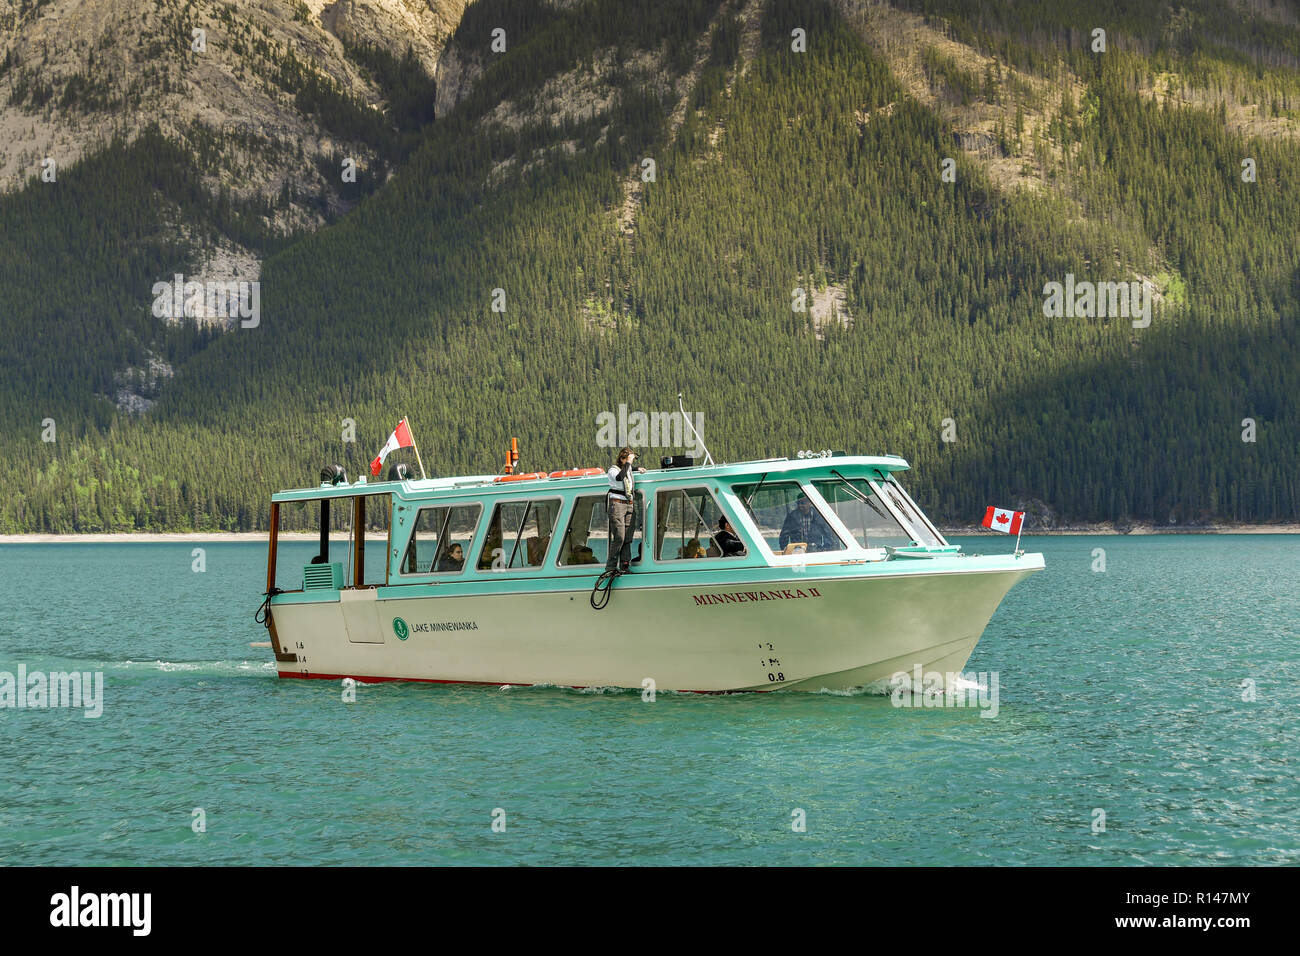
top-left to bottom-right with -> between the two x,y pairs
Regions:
811,479 -> 915,549
654,486 -> 744,560
731,480 -> 847,554
399,503 -> 482,576
478,498 -> 562,570
557,493 -> 645,566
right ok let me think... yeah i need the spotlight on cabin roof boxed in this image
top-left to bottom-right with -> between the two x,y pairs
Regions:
387,463 -> 414,482
320,464 -> 347,486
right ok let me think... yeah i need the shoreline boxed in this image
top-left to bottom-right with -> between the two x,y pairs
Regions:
2,526 -> 1298,543
0,532 -> 386,543
943,524 -> 1300,536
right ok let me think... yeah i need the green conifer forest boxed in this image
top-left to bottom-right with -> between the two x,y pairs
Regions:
0,0 -> 1295,531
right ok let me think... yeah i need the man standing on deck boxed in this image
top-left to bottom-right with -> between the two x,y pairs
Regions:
607,446 -> 646,574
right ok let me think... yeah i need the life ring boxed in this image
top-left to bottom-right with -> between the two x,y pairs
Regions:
548,467 -> 604,479
495,472 -> 547,482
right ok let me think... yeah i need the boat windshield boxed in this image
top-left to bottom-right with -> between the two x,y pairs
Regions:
811,478 -> 916,549
873,473 -> 944,546
730,479 -> 847,554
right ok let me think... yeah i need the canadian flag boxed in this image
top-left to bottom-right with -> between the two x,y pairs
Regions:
982,506 -> 1024,535
370,418 -> 414,476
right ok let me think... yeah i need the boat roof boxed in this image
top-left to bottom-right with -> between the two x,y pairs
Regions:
272,454 -> 912,503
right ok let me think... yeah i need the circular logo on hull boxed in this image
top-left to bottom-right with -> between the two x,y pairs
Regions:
392,617 -> 409,641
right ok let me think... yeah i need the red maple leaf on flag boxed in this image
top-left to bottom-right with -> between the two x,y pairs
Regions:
995,512 -> 1009,525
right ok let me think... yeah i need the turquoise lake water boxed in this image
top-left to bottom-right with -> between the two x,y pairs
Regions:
0,535 -> 1296,866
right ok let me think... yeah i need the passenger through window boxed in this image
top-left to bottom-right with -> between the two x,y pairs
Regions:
732,480 -> 846,554
654,487 -> 742,560
478,499 -> 562,570
400,503 -> 482,575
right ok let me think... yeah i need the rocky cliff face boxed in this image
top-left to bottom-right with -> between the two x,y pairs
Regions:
0,0 -> 468,213
0,0 -> 469,348
433,37 -> 482,118
315,0 -> 469,76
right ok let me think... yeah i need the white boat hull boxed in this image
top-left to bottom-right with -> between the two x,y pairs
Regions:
270,558 -> 1042,692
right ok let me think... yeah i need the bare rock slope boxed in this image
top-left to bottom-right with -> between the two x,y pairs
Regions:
0,0 -> 468,225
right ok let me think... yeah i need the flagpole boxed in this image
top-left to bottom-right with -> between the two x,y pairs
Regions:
1014,518 -> 1023,558
405,416 -> 427,479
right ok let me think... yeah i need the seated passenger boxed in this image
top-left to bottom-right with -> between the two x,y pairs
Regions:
779,495 -> 836,552
478,526 -> 503,569
569,544 -> 598,564
715,516 -> 747,556
436,543 -> 464,572
526,535 -> 551,566
682,538 -> 706,559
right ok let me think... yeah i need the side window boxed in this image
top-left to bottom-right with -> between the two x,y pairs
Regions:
557,494 -> 645,566
478,499 -> 562,570
732,480 -> 847,554
399,503 -> 481,575
654,486 -> 741,560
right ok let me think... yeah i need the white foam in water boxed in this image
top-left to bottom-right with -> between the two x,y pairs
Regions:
105,659 -> 276,675
813,687 -> 869,697
815,675 -> 987,696
810,679 -> 893,697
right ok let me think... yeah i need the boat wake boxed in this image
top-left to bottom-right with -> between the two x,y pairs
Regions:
98,659 -> 277,677
809,682 -> 894,697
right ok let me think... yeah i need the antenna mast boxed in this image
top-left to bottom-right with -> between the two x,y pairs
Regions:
678,392 -> 715,466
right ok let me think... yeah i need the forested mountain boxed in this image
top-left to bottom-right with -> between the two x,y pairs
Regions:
0,0 -> 1297,532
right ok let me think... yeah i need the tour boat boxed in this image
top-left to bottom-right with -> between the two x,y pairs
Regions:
259,451 -> 1044,692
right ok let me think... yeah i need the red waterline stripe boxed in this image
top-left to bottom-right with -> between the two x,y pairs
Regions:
276,671 -> 760,695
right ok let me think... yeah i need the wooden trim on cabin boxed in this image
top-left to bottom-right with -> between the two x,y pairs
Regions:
265,502 -> 297,662
266,501 -> 279,593
353,496 -> 365,587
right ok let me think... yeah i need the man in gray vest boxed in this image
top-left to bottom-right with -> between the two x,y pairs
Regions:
606,446 -> 646,573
